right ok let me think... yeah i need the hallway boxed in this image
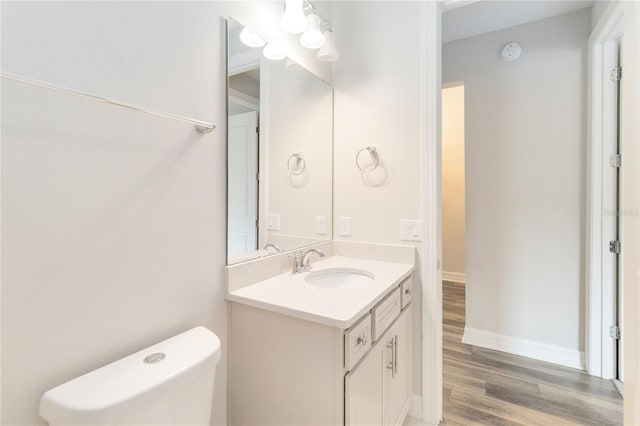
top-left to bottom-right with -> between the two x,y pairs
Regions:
440,280 -> 623,425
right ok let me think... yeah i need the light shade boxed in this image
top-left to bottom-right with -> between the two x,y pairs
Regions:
263,43 -> 287,60
239,28 -> 265,48
300,14 -> 325,49
280,0 -> 308,34
317,31 -> 339,62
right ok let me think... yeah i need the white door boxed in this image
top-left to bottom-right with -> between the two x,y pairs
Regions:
602,38 -> 622,381
616,37 -> 624,382
228,111 -> 259,258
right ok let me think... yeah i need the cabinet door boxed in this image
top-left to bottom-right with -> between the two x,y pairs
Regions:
386,307 -> 411,426
345,343 -> 384,426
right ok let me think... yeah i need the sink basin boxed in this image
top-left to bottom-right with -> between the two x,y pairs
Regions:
305,268 -> 375,289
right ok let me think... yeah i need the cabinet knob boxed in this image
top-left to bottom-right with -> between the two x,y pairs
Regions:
356,335 -> 367,346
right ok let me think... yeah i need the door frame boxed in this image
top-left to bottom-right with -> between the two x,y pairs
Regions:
586,0 -> 623,379
420,1 -> 442,424
621,2 -> 640,422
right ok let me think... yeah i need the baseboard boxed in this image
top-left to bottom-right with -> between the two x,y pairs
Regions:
442,271 -> 466,283
409,393 -> 422,419
462,327 -> 585,370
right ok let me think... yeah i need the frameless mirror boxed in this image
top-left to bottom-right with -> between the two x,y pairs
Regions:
226,17 -> 333,265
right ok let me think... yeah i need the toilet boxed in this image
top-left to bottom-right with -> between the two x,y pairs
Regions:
39,326 -> 221,425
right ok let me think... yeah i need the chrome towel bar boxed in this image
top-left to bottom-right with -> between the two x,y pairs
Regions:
1,72 -> 217,135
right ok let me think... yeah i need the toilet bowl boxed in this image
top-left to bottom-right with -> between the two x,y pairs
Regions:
39,326 -> 221,425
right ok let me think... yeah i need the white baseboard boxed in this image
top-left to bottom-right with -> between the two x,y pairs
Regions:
409,393 -> 422,419
442,271 -> 466,283
462,327 -> 585,370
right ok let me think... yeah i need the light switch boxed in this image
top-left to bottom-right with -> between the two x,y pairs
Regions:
268,213 -> 281,231
400,220 -> 422,241
339,217 -> 351,237
316,216 -> 327,235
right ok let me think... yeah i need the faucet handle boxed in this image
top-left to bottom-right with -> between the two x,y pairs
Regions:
288,252 -> 302,274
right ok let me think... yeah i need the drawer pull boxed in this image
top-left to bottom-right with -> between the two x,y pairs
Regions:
356,334 -> 367,346
386,336 -> 397,377
405,288 -> 411,295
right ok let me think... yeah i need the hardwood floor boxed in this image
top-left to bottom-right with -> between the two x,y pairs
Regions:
440,280 -> 623,426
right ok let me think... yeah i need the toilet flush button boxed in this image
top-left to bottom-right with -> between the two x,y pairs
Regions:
144,353 -> 166,364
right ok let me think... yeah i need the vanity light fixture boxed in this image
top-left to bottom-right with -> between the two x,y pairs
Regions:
239,27 -> 266,48
263,43 -> 287,60
280,0 -> 308,34
316,30 -> 339,62
300,14 -> 325,49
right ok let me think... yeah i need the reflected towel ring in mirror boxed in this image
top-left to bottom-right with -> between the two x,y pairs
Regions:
287,152 -> 306,175
356,146 -> 380,172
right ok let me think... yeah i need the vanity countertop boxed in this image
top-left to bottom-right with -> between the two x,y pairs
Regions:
225,256 -> 415,329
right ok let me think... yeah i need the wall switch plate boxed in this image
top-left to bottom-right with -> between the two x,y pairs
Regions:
267,213 -> 281,231
316,216 -> 327,235
400,220 -> 422,241
339,217 -> 351,237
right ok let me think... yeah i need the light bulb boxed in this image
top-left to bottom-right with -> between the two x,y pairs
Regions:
317,31 -> 339,62
263,43 -> 287,60
239,27 -> 265,48
300,14 -> 325,49
280,0 -> 308,34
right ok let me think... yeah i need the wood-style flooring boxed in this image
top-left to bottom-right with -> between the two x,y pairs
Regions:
440,280 -> 623,426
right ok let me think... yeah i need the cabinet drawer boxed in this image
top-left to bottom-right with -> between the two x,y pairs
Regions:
345,313 -> 372,370
372,288 -> 401,341
401,276 -> 413,309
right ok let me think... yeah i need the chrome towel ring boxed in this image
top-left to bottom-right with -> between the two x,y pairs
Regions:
287,153 -> 306,175
356,146 -> 380,172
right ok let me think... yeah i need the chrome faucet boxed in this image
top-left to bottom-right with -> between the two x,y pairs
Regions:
290,249 -> 326,274
301,249 -> 325,271
263,243 -> 282,253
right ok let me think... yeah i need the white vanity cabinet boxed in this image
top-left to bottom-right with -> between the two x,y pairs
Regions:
229,273 -> 413,426
346,306 -> 411,426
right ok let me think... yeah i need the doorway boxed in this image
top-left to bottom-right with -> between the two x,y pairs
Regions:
441,84 -> 466,286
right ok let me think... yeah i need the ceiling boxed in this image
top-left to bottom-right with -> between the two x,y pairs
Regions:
442,0 -> 594,43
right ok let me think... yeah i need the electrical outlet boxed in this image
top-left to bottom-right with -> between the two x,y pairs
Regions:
400,220 -> 422,241
339,217 -> 351,237
316,216 -> 327,235
267,213 -> 281,231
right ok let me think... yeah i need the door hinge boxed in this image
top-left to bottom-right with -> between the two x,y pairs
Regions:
610,154 -> 621,168
256,126 -> 260,134
611,67 -> 622,82
610,325 -> 621,340
256,172 -> 260,182
609,240 -> 621,254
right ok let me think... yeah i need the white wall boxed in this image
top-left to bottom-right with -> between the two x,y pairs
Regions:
0,2 -> 330,424
442,85 -> 466,276
443,10 -> 590,354
591,0 -> 610,30
332,1 -> 425,399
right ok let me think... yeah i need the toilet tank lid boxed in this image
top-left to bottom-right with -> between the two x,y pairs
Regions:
40,326 -> 221,418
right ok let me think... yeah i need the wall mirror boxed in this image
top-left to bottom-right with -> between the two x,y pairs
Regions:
226,17 -> 334,265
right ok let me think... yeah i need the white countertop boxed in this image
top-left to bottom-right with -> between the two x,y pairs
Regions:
226,256 -> 415,329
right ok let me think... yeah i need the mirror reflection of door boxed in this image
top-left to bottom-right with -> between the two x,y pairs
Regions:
228,109 -> 258,257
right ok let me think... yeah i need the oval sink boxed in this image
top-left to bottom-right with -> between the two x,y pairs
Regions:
305,268 -> 375,289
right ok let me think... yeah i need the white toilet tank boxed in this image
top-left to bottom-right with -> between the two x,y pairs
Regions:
39,326 -> 221,426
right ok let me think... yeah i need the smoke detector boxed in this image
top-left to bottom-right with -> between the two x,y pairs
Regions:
501,42 -> 522,62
